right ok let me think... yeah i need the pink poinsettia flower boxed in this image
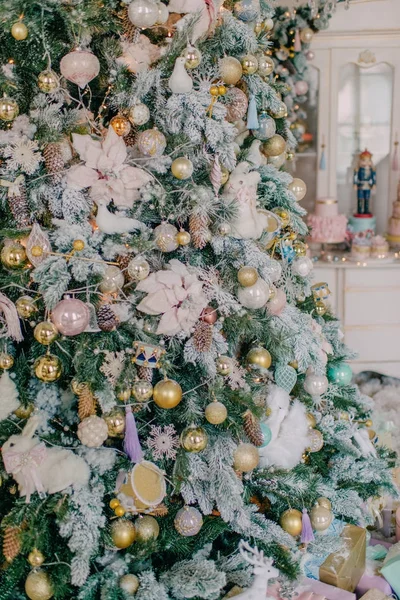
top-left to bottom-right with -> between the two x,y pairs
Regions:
136,259 -> 208,336
66,127 -> 152,208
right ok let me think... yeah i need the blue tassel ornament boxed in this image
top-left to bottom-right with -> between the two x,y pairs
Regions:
247,94 -> 259,130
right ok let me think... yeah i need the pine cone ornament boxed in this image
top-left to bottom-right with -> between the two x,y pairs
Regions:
43,143 -> 64,184
116,253 -> 132,273
73,382 -> 97,421
243,410 -> 264,447
136,365 -> 153,382
189,213 -> 210,249
123,127 -> 136,147
77,415 -> 108,447
8,184 -> 32,229
193,321 -> 213,352
3,526 -> 21,562
119,6 -> 140,42
97,305 -> 120,332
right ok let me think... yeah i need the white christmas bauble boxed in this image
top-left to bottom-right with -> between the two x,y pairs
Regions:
127,256 -> 150,281
78,415 -> 108,447
268,152 -> 286,169
269,260 -> 282,283
128,0 -> 159,28
292,256 -> 313,277
129,103 -> 150,126
238,278 -> 269,309
304,373 -> 329,397
99,266 -> 125,293
156,2 -> 169,24
154,223 -> 179,252
60,49 -> 100,89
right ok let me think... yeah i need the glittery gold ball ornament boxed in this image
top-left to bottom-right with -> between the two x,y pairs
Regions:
14,403 -> 34,419
110,114 -> 131,137
310,503 -> 333,531
181,425 -> 208,452
257,55 -> 274,77
0,96 -> 19,122
34,321 -> 59,346
72,239 -> 85,251
288,178 -> 307,201
241,54 -> 258,75
205,400 -> 227,425
182,46 -> 202,69
174,506 -> 203,536
0,353 -> 14,370
1,242 -> 26,268
16,296 -> 37,319
238,266 -> 258,287
119,574 -> 140,595
111,519 -> 136,549
153,378 -> 182,409
38,70 -> 59,93
280,508 -> 302,536
171,157 -> 193,180
25,569 -> 53,600
176,230 -> 191,246
129,102 -> 150,126
293,240 -> 307,257
306,413 -> 317,429
247,347 -> 271,370
154,223 -> 179,252
270,102 -> 288,119
314,301 -> 326,316
104,407 -> 126,437
317,497 -> 332,510
132,380 -> 153,402
219,56 -> 243,85
11,21 -> 28,40
137,127 -> 166,157
307,429 -> 324,452
300,27 -> 314,44
28,549 -> 45,567
34,355 -> 62,383
233,443 -> 259,472
127,256 -> 150,281
216,355 -> 233,375
135,515 -> 160,541
261,134 -> 286,157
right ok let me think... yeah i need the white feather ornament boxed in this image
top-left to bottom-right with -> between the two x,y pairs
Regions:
0,370 -> 20,421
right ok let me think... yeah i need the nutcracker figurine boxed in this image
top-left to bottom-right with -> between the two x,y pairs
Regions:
353,149 -> 376,216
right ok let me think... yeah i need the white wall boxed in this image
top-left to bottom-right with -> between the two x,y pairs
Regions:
327,0 -> 400,33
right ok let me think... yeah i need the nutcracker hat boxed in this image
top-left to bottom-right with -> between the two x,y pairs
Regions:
360,149 -> 373,160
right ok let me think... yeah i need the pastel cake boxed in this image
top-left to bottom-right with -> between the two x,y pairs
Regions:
308,198 -> 347,244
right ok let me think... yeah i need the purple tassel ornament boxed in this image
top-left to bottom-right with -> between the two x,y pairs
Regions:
301,508 -> 315,544
124,406 -> 143,463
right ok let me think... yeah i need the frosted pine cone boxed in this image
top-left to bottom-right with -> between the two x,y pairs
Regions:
97,304 -> 120,332
192,321 -> 213,352
243,410 -> 264,447
3,526 -> 21,562
43,143 -> 64,184
8,185 -> 32,229
77,415 -> 108,447
189,213 -> 210,249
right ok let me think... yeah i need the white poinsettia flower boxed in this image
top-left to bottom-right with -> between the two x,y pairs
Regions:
66,127 -> 152,208
136,259 -> 208,336
3,137 -> 42,174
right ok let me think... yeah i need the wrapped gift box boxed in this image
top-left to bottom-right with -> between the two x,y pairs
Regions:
356,574 -> 392,598
319,525 -> 366,592
380,542 -> 400,597
304,577 -> 357,600
359,590 -> 390,600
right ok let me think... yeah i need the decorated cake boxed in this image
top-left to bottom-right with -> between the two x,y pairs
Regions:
307,198 -> 348,244
351,234 -> 371,262
370,235 -> 389,258
387,182 -> 400,248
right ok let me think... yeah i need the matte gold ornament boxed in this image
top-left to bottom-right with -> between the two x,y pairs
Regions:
104,407 -> 126,437
111,519 -> 136,549
110,114 -> 131,137
34,355 -> 62,383
132,380 -> 153,402
317,497 -> 332,510
307,429 -> 324,452
25,569 -> 53,600
280,508 -> 302,536
262,134 -> 286,157
34,322 -> 58,346
1,242 -> 27,268
171,157 -> 193,180
288,178 -> 307,201
127,256 -> 150,281
310,503 -> 333,531
0,353 -> 14,370
205,400 -> 227,425
216,355 -> 233,376
182,46 -> 202,69
233,443 -> 259,472
270,102 -> 287,119
176,230 -> 191,246
38,70 -> 59,93
237,266 -> 258,287
247,347 -> 271,370
306,413 -> 317,429
180,425 -> 208,452
219,56 -> 243,85
135,515 -> 160,541
120,574 -> 140,594
0,96 -> 19,121
11,21 -> 28,40
241,54 -> 258,75
153,378 -> 182,409
300,27 -> 314,44
14,403 -> 34,419
314,301 -> 327,316
16,296 -> 37,319
293,240 -> 307,257
257,55 -> 274,77
28,549 -> 45,567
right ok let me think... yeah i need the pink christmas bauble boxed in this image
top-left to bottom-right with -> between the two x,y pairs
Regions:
225,87 -> 248,123
295,80 -> 309,96
60,49 -> 100,89
266,288 -> 287,316
51,297 -> 90,336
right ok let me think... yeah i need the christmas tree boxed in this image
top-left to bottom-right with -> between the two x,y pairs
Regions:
0,0 -> 396,598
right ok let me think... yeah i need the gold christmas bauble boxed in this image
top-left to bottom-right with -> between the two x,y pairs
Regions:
38,70 -> 60,93
25,569 -> 53,600
153,378 -> 182,409
182,46 -> 202,70
1,242 -> 27,268
104,408 -> 126,437
280,508 -> 302,536
310,503 -> 333,531
72,239 -> 85,251
316,497 -> 332,511
28,549 -> 45,567
237,266 -> 258,287
218,85 -> 227,96
306,413 -> 317,429
216,355 -> 233,376
368,429 -> 376,440
132,380 -> 153,402
314,301 -> 326,316
115,505 -> 126,517
176,230 -> 191,246
288,178 -> 307,202
171,157 -> 193,180
205,400 -> 227,425
293,240 -> 307,257
16,296 -> 37,319
233,443 -> 259,472
300,27 -> 314,44
272,207 -> 290,228
365,418 -> 373,428
120,574 -> 140,595
0,353 -> 14,370
0,96 -> 19,122
117,388 -> 131,402
11,21 -> 28,40
14,403 -> 34,419
180,425 -> 208,452
34,322 -> 58,346
135,515 -> 160,542
110,114 -> 131,137
111,519 -> 136,549
247,347 -> 271,370
210,85 -> 219,97
257,55 -> 274,77
270,102 -> 288,119
110,498 -> 120,509
219,56 -> 243,85
261,134 -> 286,157
241,54 -> 258,75
34,355 -> 62,383
221,166 -> 230,185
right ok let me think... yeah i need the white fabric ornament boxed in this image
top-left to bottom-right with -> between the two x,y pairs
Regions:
77,415 -> 108,448
168,57 -> 193,94
0,370 -> 20,421
117,36 -> 161,74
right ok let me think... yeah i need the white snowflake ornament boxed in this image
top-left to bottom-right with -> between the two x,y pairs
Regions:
100,350 -> 126,385
147,425 -> 179,460
4,138 -> 42,174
